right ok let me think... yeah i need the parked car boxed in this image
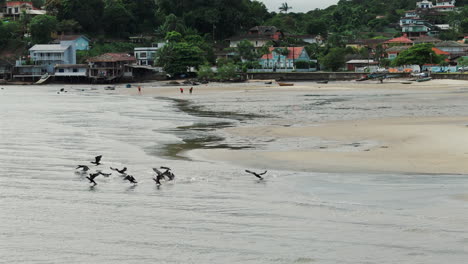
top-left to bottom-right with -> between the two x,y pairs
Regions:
457,66 -> 468,72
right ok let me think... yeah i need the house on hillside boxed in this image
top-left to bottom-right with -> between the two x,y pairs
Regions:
435,41 -> 468,57
259,47 -> 314,70
228,26 -> 284,48
87,53 -> 136,82
433,0 -> 456,12
133,42 -> 166,66
4,1 -> 33,17
52,35 -> 90,51
14,43 -> 76,79
386,46 -> 410,60
383,36 -> 413,47
416,0 -> 433,9
3,1 -> 45,19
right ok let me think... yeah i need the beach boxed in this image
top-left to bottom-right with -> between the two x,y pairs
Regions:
122,79 -> 468,174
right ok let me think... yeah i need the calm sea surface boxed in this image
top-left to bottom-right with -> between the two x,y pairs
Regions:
0,84 -> 467,263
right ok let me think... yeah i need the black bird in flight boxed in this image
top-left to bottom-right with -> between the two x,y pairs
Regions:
152,168 -> 165,185
91,155 -> 102,165
245,170 -> 268,180
123,175 -> 137,184
110,167 -> 127,175
159,166 -> 175,181
96,170 -> 111,177
76,165 -> 90,172
86,172 -> 101,186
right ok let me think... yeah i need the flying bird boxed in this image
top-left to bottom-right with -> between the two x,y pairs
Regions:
110,166 -> 127,175
245,170 -> 267,180
86,172 -> 101,186
96,170 -> 111,177
76,165 -> 90,172
160,166 -> 175,181
123,175 -> 137,184
91,155 -> 102,165
152,168 -> 165,185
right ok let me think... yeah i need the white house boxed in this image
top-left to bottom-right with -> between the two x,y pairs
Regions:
54,64 -> 88,77
433,0 -> 456,11
134,42 -> 165,66
416,0 -> 433,9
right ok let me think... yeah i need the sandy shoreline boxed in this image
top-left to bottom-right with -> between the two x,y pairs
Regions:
120,79 -> 468,174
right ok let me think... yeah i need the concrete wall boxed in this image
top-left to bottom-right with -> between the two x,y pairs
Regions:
431,73 -> 468,80
245,72 -> 410,81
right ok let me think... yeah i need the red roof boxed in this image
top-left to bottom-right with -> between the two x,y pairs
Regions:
261,47 -> 305,60
432,47 -> 449,55
6,1 -> 33,7
432,5 -> 455,8
384,36 -> 413,44
87,53 -> 136,63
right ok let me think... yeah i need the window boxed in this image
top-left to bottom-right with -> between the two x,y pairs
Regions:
14,7 -> 19,13
140,52 -> 147,58
73,69 -> 78,72
59,69 -> 64,73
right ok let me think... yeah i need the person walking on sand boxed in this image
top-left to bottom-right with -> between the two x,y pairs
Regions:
189,87 -> 193,94
180,87 -> 184,94
137,86 -> 142,95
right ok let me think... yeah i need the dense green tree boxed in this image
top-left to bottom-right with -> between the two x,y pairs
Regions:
56,19 -> 82,34
156,0 -> 266,40
156,31 -> 205,76
103,0 -> 133,38
392,44 -> 443,68
30,15 -> 58,44
320,47 -> 346,71
32,0 -> 45,8
59,0 -> 104,33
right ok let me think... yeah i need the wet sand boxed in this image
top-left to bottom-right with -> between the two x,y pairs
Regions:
122,79 -> 468,174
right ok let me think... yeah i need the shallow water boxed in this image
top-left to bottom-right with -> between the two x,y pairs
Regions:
0,84 -> 468,263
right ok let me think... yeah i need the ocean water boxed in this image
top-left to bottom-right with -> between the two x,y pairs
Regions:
0,84 -> 467,264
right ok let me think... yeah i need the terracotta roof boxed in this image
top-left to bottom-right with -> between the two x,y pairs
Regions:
6,1 -> 33,7
384,36 -> 413,44
87,53 -> 136,63
432,47 -> 450,55
261,47 -> 305,60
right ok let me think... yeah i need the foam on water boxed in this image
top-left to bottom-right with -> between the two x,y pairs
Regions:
0,85 -> 467,263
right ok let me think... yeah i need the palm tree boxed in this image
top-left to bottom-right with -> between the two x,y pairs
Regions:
279,2 -> 292,14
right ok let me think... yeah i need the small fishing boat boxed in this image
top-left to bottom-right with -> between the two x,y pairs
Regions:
264,81 -> 273,84
277,82 -> 294,86
416,77 -> 432,82
316,80 -> 328,84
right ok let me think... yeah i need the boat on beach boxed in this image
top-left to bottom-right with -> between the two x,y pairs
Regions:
277,82 -> 294,86
316,80 -> 328,84
416,77 -> 432,82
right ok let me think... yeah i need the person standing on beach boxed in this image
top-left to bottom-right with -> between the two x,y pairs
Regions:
137,86 -> 142,95
180,88 -> 184,94
189,87 -> 193,94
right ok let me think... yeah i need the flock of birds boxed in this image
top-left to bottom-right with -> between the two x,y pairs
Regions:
76,155 -> 268,187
